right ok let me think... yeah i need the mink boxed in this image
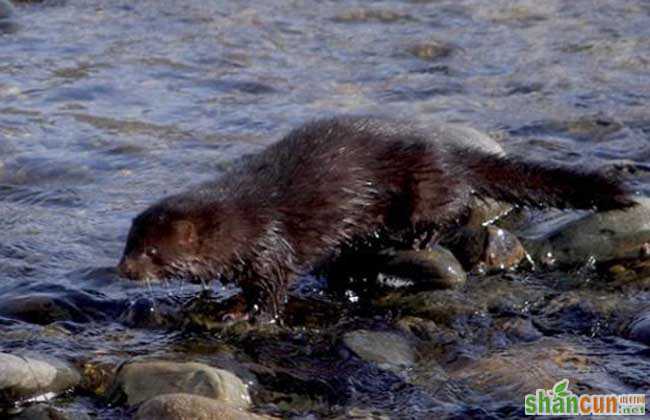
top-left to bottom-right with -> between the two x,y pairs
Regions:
118,116 -> 633,320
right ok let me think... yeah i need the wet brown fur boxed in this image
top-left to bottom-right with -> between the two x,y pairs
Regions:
118,116 -> 633,318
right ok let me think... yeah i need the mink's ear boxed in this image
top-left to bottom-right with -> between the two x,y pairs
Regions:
173,220 -> 198,246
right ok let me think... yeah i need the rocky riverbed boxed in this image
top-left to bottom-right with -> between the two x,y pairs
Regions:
1,0 -> 649,418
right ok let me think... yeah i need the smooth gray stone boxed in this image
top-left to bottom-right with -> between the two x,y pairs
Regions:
523,197 -> 650,266
134,393 -> 272,420
343,330 -> 415,369
110,361 -> 251,408
0,353 -> 80,405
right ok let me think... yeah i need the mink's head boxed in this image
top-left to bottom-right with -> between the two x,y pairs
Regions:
118,199 -> 213,282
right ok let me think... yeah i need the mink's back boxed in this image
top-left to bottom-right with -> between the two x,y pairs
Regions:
186,116 -> 465,266
171,116 -> 631,275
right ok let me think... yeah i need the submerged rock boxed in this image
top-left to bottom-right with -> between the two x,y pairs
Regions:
531,289 -> 624,337
626,308 -> 650,346
0,294 -> 90,325
376,289 -> 479,327
333,8 -> 411,23
497,317 -> 542,343
449,337 -> 628,401
134,393 -> 272,420
522,197 -> 650,266
12,403 -> 91,420
0,0 -> 13,19
407,40 -> 454,61
0,352 -> 80,406
110,361 -> 251,408
343,330 -> 415,369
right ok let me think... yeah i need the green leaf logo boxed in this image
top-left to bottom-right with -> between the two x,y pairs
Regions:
553,379 -> 570,397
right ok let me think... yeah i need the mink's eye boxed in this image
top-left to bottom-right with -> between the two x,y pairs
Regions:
144,246 -> 159,258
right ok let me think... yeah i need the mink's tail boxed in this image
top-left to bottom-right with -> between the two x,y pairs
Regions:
458,150 -> 635,211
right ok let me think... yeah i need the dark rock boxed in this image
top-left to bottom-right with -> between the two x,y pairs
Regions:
12,404 -> 91,420
396,316 -> 440,342
375,289 -> 480,328
627,309 -> 650,346
443,226 -> 488,269
119,297 -> 184,329
498,317 -> 542,342
532,291 -> 619,336
378,247 -> 467,290
0,289 -> 117,325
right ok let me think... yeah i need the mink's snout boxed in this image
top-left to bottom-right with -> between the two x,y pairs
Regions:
117,255 -> 156,281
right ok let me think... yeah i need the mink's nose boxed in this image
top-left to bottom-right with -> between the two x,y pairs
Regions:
118,255 -> 157,281
117,256 -> 137,279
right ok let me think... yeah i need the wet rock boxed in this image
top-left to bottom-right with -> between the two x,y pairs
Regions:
407,40 -> 454,61
523,197 -> 650,266
377,289 -> 479,327
481,226 -> 526,271
498,317 -> 542,342
134,393 -> 272,420
0,295 -> 86,325
532,291 -> 620,337
333,8 -> 411,23
472,278 -> 543,324
465,198 -> 515,230
626,309 -> 650,346
0,0 -> 14,19
0,156 -> 93,187
565,117 -> 623,141
476,3 -> 553,25
332,407 -> 390,419
445,224 -> 527,272
429,123 -> 505,157
110,361 -> 251,408
378,247 -> 466,289
119,297 -> 184,329
12,403 -> 91,420
0,353 -> 80,406
396,316 -> 440,342
343,330 -> 415,369
509,115 -> 624,143
0,290 -> 115,325
449,338 -> 626,401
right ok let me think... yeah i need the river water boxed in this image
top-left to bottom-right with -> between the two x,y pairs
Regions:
1,1 -> 649,418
